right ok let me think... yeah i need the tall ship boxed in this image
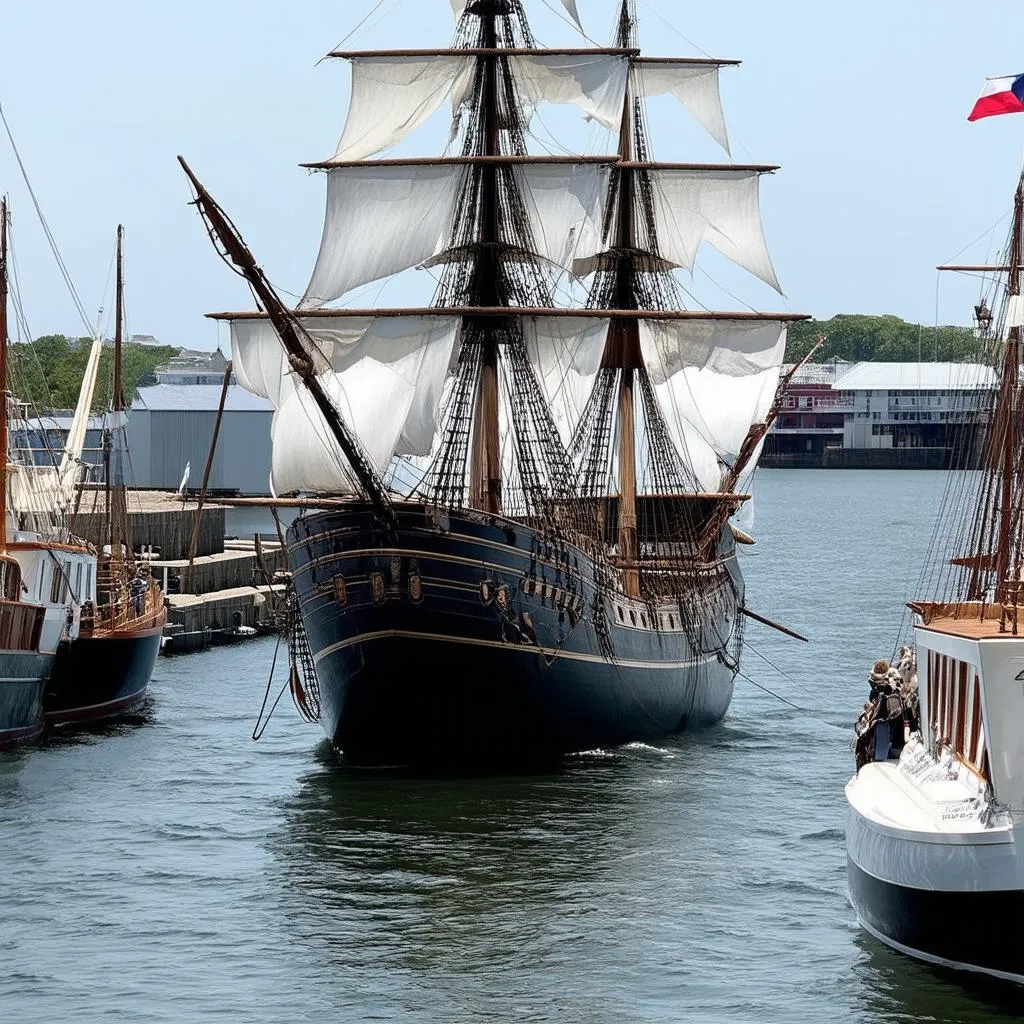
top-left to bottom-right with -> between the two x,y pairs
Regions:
41,226 -> 166,727
0,186 -> 165,730
846,156 -> 1024,981
187,0 -> 805,765
0,198 -> 66,748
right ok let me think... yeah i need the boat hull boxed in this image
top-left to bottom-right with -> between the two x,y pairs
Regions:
0,650 -> 53,749
287,502 -> 743,765
44,629 -> 162,726
846,785 -> 1024,983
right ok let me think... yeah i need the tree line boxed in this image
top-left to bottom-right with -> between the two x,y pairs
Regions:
10,335 -> 177,413
786,315 -> 981,364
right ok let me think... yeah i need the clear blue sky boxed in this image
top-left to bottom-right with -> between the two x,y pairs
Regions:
2,0 -> 1023,350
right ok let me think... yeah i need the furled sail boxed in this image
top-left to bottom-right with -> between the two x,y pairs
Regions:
333,56 -> 474,163
230,315 -> 461,493
631,59 -> 731,154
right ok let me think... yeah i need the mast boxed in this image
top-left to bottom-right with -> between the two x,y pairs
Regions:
0,200 -> 8,554
608,0 -> 641,597
469,2 -> 503,515
109,224 -> 132,570
995,178 -> 1023,605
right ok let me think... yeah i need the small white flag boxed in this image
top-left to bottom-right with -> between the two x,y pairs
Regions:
177,461 -> 191,496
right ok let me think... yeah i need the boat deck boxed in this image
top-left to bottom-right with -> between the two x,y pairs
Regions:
847,756 -> 1005,838
913,601 -> 1023,640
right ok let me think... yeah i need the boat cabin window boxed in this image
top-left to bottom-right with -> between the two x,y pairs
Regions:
50,563 -> 64,604
629,610 -> 636,626
616,606 -> 623,622
74,562 -> 83,602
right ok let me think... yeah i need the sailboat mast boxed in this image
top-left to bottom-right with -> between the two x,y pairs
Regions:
610,0 -> 641,598
113,225 -> 124,413
0,200 -> 8,554
996,180 -> 1023,603
469,4 -> 503,515
109,224 -> 131,568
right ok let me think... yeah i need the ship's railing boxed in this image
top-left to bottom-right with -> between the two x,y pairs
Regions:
80,574 -> 165,639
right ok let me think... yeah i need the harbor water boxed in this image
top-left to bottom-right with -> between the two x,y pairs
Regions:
3,471 -> 1021,1022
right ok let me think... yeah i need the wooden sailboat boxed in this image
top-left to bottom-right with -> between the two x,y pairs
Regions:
846,168 -> 1024,982
42,226 -> 166,726
184,0 -> 805,765
0,197 -> 58,749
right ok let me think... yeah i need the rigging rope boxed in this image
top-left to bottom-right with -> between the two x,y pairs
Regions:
0,105 -> 98,339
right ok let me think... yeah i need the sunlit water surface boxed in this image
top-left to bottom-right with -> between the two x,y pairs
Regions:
4,470 -> 1022,1022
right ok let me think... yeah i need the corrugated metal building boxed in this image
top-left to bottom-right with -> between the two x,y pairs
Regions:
128,385 -> 273,495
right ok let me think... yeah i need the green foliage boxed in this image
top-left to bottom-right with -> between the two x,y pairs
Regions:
786,315 -> 982,364
8,335 -> 177,413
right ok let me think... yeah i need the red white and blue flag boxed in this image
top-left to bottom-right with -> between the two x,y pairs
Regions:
968,74 -> 1024,121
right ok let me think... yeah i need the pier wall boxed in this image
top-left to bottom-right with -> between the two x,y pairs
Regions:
760,447 -> 976,470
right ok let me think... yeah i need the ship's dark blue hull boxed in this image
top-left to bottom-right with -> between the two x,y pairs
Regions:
0,650 -> 53,749
44,630 -> 162,726
288,502 -> 744,765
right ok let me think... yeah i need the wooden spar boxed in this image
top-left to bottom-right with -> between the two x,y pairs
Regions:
185,361 -> 232,592
468,10 -> 502,516
177,156 -> 395,525
113,226 -> 125,412
633,56 -> 741,67
208,307 -> 811,322
328,47 -> 641,58
108,224 -> 133,570
0,199 -> 7,555
740,607 -> 809,643
303,155 -> 619,169
937,264 -> 1011,272
327,48 -> 741,66
609,7 -> 641,600
995,180 -> 1023,605
618,162 -> 779,172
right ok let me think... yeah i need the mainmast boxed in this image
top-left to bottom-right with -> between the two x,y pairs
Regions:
607,0 -> 641,597
995,178 -> 1024,604
469,1 -> 504,515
